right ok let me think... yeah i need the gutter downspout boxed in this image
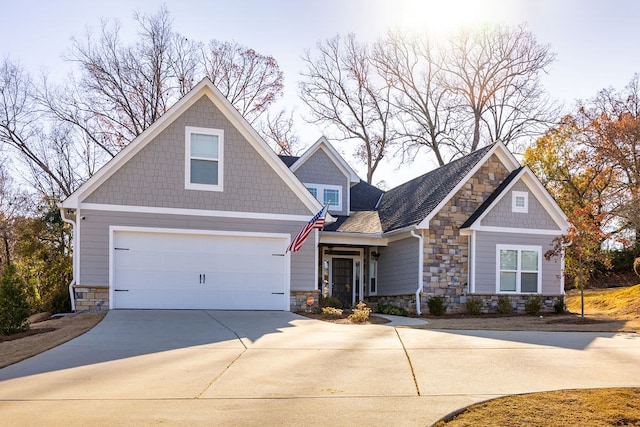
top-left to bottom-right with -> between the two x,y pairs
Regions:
60,208 -> 77,312
410,228 -> 424,315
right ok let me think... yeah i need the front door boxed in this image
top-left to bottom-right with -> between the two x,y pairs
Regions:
332,258 -> 353,308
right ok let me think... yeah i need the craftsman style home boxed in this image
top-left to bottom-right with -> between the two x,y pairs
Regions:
60,78 -> 568,314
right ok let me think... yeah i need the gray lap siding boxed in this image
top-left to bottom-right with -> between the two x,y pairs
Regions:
377,236 -> 419,295
473,230 -> 563,294
77,209 -> 315,291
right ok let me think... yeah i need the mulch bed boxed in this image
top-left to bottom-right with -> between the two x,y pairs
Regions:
297,312 -> 391,325
0,328 -> 58,342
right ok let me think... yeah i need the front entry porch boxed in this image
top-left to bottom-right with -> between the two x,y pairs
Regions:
319,246 -> 378,308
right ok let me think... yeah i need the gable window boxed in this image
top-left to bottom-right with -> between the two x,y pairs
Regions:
304,183 -> 342,210
185,126 -> 224,191
512,191 -> 528,213
496,245 -> 541,293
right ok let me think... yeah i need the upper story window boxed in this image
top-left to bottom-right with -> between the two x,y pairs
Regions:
185,126 -> 224,191
512,191 -> 528,213
304,183 -> 342,210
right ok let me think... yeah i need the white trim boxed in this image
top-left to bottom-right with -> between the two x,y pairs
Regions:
368,247 -> 378,296
417,142 -> 520,230
79,203 -> 314,222
109,226 -> 291,310
292,137 -> 360,184
60,209 -> 77,312
304,183 -> 343,211
468,230 -> 476,293
495,244 -> 542,294
319,232 -> 388,246
322,247 -> 364,306
410,229 -> 424,315
185,126 -> 224,192
512,191 -> 528,213
468,226 -> 562,235
62,78 -> 322,215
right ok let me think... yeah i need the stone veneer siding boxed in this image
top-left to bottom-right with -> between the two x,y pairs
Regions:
73,285 -> 109,312
74,287 -> 318,312
366,293 -> 562,314
423,154 -> 510,304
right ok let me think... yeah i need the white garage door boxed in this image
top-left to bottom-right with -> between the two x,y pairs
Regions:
112,229 -> 288,310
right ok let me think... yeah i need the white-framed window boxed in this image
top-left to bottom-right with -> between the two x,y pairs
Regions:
185,126 -> 224,191
304,183 -> 342,210
512,191 -> 528,213
368,248 -> 378,295
496,245 -> 541,293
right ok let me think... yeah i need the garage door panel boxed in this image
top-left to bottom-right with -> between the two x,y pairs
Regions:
112,230 -> 288,310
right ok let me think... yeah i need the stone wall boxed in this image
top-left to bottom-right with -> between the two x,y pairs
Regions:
367,293 -> 562,314
423,154 -> 511,305
73,285 -> 109,312
290,290 -> 321,312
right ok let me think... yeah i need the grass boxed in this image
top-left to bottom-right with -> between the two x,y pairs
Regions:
435,388 -> 640,427
566,283 -> 640,316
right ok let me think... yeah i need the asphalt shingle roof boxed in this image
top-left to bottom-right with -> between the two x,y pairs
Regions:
377,145 -> 494,232
350,180 -> 385,211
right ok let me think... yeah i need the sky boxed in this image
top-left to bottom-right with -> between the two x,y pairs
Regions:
2,0 -> 640,188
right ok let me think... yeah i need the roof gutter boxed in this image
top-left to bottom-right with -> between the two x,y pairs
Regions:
60,207 -> 77,312
410,228 -> 424,315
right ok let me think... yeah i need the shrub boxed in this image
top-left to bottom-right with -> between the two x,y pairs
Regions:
376,303 -> 408,316
321,306 -> 343,317
348,301 -> 371,323
554,296 -> 565,314
319,295 -> 343,309
0,264 -> 31,335
496,297 -> 512,314
466,298 -> 483,315
525,297 -> 542,316
427,296 -> 446,316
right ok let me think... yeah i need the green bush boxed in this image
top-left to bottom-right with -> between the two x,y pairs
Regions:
466,298 -> 483,315
525,297 -> 542,316
319,295 -> 343,309
554,296 -> 565,314
376,303 -> 408,316
321,306 -> 343,317
427,296 -> 446,316
0,264 -> 31,335
348,301 -> 371,323
496,297 -> 512,314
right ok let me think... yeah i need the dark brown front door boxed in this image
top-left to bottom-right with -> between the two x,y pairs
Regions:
332,258 -> 353,308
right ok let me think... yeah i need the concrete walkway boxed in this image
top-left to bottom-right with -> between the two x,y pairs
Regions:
0,310 -> 639,426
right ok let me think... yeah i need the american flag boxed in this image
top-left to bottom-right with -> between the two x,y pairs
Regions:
286,204 -> 328,253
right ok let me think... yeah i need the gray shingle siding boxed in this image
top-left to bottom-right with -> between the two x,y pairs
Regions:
480,181 -> 560,230
473,231 -> 563,294
77,209 -> 315,291
377,236 -> 419,295
83,96 -> 309,216
292,149 -> 349,215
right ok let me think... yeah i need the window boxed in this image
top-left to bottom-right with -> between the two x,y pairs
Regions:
185,127 -> 223,191
512,191 -> 528,213
368,249 -> 378,295
304,183 -> 342,210
497,245 -> 541,293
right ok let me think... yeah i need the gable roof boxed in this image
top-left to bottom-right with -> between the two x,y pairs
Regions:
350,180 -> 385,211
290,137 -> 360,184
377,144 -> 498,232
61,78 -> 321,214
460,166 -> 569,232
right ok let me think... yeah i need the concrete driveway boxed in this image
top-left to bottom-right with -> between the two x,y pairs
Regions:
0,310 -> 639,426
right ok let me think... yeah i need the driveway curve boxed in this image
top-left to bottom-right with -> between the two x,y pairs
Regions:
1,310 -> 639,426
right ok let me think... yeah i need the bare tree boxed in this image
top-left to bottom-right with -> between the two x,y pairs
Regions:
299,33 -> 397,183
202,40 -> 284,124
442,24 -> 557,153
258,108 -> 300,155
374,31 -> 457,166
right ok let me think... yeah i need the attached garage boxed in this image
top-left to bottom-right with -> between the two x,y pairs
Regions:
110,228 -> 289,310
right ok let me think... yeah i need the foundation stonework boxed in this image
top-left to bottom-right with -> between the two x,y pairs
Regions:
73,285 -> 110,312
291,290 -> 321,312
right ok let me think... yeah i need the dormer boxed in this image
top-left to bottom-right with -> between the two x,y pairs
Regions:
288,137 -> 360,216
